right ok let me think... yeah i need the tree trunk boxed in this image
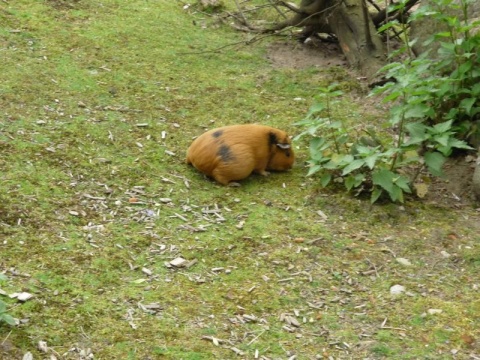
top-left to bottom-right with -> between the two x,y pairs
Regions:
267,0 -> 386,80
473,151 -> 480,201
328,0 -> 386,79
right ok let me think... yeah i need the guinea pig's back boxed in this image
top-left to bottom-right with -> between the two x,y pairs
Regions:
186,129 -> 221,176
187,124 -> 285,184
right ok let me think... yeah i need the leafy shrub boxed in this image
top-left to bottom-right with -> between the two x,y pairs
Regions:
296,0 -> 477,203
295,84 -> 415,203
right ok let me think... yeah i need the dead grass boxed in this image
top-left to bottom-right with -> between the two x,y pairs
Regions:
0,1 -> 479,359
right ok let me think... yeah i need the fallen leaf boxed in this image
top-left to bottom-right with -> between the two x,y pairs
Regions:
37,341 -> 48,353
141,267 -> 153,276
170,257 -> 188,267
396,258 -> 412,266
11,292 -> 33,302
460,333 -> 475,347
390,285 -> 405,295
414,183 -> 428,198
440,251 -> 451,258
131,278 -> 148,284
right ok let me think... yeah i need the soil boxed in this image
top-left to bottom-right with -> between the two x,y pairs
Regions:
266,39 -> 479,209
266,37 -> 347,69
0,340 -> 23,360
424,156 -> 478,207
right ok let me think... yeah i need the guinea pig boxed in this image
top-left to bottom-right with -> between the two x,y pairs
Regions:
186,124 -> 295,185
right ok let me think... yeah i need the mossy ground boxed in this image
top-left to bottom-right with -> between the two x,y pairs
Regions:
1,1 -> 479,359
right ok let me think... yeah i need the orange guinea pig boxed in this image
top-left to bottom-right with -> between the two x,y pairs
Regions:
186,124 -> 295,185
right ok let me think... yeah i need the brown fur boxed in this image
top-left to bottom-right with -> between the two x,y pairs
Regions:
186,124 -> 295,185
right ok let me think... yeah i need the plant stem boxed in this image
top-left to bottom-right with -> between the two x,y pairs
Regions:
391,93 -> 407,171
326,94 -> 341,153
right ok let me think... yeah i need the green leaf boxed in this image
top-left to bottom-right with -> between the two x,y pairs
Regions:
327,83 -> 341,92
378,21 -> 398,33
372,169 -> 395,193
292,120 -> 309,128
323,160 -> 339,170
389,105 -> 406,125
329,90 -> 344,97
356,173 -> 366,184
404,103 -> 431,118
307,164 -> 322,176
327,120 -> 343,129
354,143 -> 375,154
424,151 -> 446,177
460,97 -> 477,115
345,176 -> 355,191
383,91 -> 402,103
371,187 -> 383,204
325,154 -> 354,169
437,33 -> 454,40
405,122 -> 427,141
307,103 -> 325,117
345,173 -> 365,191
454,61 -> 472,77
471,83 -> 480,96
345,175 -> 356,191
432,120 -> 453,134
364,154 -> 379,169
311,151 -> 328,163
437,81 -> 455,97
389,185 -> 404,203
393,175 -> 412,193
370,79 -> 396,96
320,173 -> 332,187
436,145 -> 453,157
448,138 -> 473,150
433,134 -> 450,147
310,137 -> 329,153
1,314 -> 17,326
342,159 -> 366,176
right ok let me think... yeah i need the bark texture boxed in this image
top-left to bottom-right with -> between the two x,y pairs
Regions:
267,0 -> 387,79
473,150 -> 480,201
328,0 -> 385,79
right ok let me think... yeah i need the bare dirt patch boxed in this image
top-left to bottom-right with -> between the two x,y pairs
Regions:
266,38 -> 347,69
424,156 -> 479,208
0,340 -> 23,360
45,0 -> 81,10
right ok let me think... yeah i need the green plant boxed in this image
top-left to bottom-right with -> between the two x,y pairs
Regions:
0,300 -> 16,326
295,83 -> 414,202
0,274 -> 16,326
296,0 -> 477,203
378,0 -> 480,128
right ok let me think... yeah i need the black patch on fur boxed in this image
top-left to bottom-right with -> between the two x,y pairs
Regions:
218,144 -> 234,162
268,132 -> 278,146
212,130 -> 224,138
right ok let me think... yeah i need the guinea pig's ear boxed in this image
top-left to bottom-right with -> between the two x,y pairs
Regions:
276,143 -> 291,150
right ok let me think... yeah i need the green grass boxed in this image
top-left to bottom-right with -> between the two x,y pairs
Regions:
1,0 -> 479,359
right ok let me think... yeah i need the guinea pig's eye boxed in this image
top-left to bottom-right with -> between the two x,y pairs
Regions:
285,150 -> 291,157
